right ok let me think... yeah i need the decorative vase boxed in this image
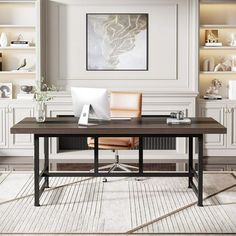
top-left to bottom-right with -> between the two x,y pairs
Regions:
35,101 -> 46,123
0,32 -> 8,47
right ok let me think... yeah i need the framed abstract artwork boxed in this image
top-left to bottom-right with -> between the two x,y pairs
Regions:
0,83 -> 12,99
86,13 -> 148,71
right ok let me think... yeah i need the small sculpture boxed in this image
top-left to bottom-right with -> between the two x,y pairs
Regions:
204,79 -> 222,99
230,33 -> 236,47
203,57 -> 215,71
17,58 -> 27,70
205,30 -> 219,43
205,30 -> 222,46
214,57 -> 232,72
16,34 -> 24,41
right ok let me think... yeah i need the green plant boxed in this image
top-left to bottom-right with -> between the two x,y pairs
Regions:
34,77 -> 57,102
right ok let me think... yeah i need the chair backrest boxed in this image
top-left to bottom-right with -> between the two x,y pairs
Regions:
110,91 -> 142,118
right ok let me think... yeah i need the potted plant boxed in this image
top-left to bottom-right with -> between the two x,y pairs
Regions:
34,78 -> 57,122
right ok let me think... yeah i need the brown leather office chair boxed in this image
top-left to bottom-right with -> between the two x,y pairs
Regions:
87,91 -> 142,180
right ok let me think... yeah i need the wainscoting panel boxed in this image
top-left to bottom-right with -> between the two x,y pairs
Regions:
45,0 -> 198,92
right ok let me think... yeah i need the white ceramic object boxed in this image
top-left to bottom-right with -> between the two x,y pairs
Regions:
230,33 -> 236,47
203,57 -> 215,71
0,32 -> 8,47
203,58 -> 209,71
209,57 -> 215,71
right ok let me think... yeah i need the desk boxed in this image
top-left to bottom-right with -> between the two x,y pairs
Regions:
11,117 -> 226,207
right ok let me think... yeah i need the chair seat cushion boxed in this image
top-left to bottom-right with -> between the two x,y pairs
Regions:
88,137 -> 133,147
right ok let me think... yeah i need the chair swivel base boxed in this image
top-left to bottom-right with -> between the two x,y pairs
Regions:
101,162 -> 139,182
91,162 -> 139,182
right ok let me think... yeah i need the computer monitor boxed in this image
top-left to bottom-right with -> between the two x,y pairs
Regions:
71,87 -> 110,125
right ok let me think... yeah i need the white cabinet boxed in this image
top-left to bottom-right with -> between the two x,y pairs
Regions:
0,105 -> 7,148
198,102 -> 226,149
0,101 -> 35,156
8,103 -> 35,149
198,99 -> 236,156
227,106 -> 236,148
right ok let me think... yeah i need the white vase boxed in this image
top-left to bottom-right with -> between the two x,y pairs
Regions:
0,32 -> 8,47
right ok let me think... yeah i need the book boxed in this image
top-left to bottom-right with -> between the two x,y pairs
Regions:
203,95 -> 222,100
10,44 -> 29,48
11,41 -> 29,44
10,41 -> 29,47
166,118 -> 191,124
205,42 -> 222,47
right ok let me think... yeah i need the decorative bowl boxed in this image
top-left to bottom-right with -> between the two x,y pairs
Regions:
20,85 -> 33,94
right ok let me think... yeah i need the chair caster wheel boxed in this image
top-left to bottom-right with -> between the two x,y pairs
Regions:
135,177 -> 145,181
103,178 -> 107,183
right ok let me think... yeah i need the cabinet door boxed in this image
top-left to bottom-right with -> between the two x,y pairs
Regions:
227,106 -> 236,148
198,103 -> 226,148
8,104 -> 34,148
0,106 -> 7,148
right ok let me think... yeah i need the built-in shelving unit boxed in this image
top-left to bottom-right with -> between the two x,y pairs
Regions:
200,71 -> 236,74
0,25 -> 35,28
200,25 -> 236,29
0,71 -> 35,75
0,46 -> 36,50
0,0 -> 38,98
199,1 -> 236,98
200,46 -> 236,50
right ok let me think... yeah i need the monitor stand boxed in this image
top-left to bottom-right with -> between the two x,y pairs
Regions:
78,104 -> 97,126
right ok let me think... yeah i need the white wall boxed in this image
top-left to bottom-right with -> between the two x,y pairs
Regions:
44,0 -> 198,94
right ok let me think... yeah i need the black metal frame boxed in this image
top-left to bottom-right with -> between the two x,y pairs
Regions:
34,133 -> 203,207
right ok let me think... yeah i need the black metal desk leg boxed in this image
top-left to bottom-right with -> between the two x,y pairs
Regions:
34,135 -> 40,206
139,136 -> 143,174
94,137 -> 99,175
198,134 -> 204,207
188,137 -> 193,188
44,137 -> 49,188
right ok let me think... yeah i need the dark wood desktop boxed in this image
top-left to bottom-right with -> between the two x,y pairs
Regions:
11,117 -> 226,207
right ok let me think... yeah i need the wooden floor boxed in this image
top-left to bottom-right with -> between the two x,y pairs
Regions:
0,172 -> 235,235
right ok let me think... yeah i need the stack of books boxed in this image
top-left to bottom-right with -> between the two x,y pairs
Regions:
205,42 -> 222,47
10,41 -> 29,48
166,118 -> 191,124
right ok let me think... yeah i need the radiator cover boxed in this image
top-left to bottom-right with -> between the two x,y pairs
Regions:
59,137 -> 176,150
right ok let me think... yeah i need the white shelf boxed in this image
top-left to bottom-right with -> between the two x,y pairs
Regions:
0,71 -> 35,75
200,46 -> 236,50
0,46 -> 36,50
200,25 -> 236,29
0,1 -> 36,3
200,71 -> 236,75
0,25 -> 35,28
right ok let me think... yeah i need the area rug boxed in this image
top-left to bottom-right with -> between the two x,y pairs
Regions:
0,173 -> 235,234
